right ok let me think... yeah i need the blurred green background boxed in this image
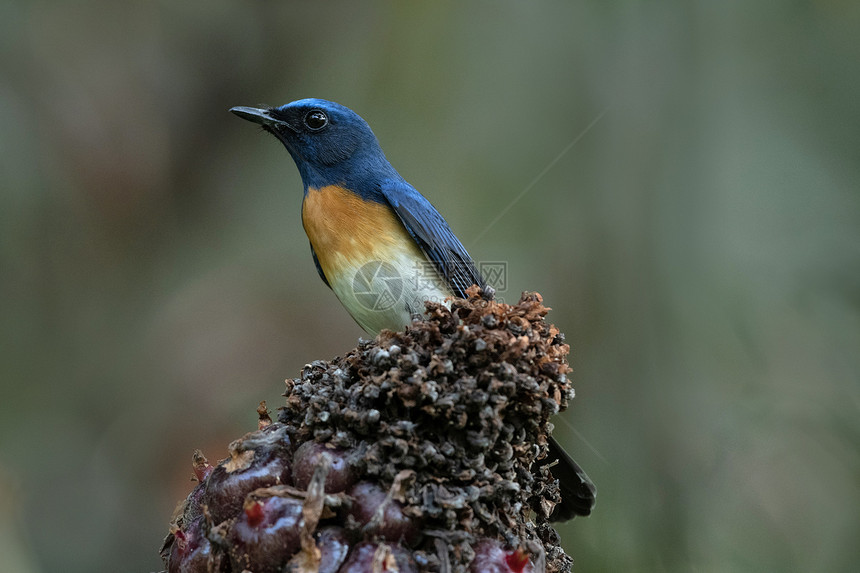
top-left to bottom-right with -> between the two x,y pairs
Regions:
2,1 -> 859,571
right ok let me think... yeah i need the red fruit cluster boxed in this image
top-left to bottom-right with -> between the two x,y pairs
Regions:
162,291 -> 579,572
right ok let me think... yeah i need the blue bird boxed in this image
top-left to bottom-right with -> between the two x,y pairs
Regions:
230,98 -> 594,520
230,99 -> 492,336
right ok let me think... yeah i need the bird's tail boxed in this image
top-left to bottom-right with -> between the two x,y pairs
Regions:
542,436 -> 596,521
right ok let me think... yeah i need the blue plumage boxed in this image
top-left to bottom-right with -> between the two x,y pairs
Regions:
264,99 -> 397,200
380,179 -> 489,298
230,99 -> 492,315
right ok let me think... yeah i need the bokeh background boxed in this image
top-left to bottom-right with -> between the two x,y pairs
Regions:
2,1 -> 859,571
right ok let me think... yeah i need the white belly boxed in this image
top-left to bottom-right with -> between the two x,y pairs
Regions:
328,249 -> 452,335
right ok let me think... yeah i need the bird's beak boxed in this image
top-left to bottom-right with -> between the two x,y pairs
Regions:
230,106 -> 297,132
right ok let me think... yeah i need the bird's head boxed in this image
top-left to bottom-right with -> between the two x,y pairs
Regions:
231,99 -> 395,192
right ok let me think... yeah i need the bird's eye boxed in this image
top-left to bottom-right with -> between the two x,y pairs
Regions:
304,110 -> 328,130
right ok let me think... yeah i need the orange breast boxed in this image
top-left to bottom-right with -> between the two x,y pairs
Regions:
301,185 -> 421,281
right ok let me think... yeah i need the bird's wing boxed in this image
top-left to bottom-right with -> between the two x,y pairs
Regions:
380,180 -> 492,298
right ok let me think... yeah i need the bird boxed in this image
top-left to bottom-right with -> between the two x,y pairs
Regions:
230,98 -> 595,520
231,99 -> 491,336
